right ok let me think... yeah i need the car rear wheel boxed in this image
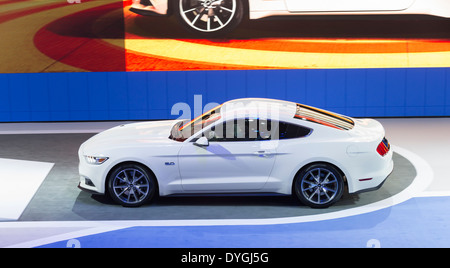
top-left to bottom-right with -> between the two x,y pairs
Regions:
174,0 -> 244,36
294,163 -> 344,208
107,163 -> 156,207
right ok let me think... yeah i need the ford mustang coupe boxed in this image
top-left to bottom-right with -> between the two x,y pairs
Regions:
129,0 -> 450,36
78,98 -> 393,208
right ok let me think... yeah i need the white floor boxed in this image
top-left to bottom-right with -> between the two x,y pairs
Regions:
378,118 -> 450,195
0,158 -> 54,221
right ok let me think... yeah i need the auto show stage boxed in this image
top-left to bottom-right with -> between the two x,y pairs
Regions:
0,118 -> 448,248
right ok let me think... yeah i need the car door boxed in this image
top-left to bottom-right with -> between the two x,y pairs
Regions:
284,0 -> 415,12
178,118 -> 277,192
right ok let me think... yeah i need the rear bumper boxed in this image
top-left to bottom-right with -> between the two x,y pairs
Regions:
353,159 -> 394,194
351,153 -> 394,194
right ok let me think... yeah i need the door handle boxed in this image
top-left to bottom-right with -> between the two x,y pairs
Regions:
253,151 -> 273,157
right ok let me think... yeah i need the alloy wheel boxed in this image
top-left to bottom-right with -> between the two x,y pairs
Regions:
299,167 -> 339,205
111,168 -> 152,206
179,0 -> 237,33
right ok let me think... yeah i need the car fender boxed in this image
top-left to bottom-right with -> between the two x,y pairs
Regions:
286,156 -> 352,195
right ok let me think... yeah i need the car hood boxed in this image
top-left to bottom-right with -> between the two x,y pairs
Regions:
80,120 -> 181,154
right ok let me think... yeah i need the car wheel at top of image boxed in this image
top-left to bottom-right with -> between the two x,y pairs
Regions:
107,163 -> 157,207
174,0 -> 245,37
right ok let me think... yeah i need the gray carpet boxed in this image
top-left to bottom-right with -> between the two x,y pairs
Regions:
0,134 -> 415,221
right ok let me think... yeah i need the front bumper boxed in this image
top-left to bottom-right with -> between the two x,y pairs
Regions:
78,180 -> 102,195
130,0 -> 168,16
130,7 -> 168,17
78,155 -> 110,195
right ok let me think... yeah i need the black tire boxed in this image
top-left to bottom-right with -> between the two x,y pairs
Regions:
107,163 -> 156,207
293,163 -> 344,208
174,0 -> 245,37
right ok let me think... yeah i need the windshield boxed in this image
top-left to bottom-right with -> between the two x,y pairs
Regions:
169,104 -> 222,142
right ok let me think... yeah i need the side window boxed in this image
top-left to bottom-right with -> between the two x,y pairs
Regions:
202,120 -> 241,142
248,119 -> 272,141
203,119 -> 273,142
278,122 -> 311,139
201,120 -> 310,142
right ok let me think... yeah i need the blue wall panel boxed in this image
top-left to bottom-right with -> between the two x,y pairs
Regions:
10,73 -> 31,122
325,69 -> 346,114
285,70 -> 306,107
365,69 -> 386,117
306,70 -> 327,109
425,68 -> 446,116
87,72 -> 109,121
127,72 -> 149,120
405,68 -> 425,116
0,68 -> 449,122
0,74 -> 9,122
147,71 -> 168,119
68,72 -> 89,121
446,70 -> 450,115
206,71 -> 227,105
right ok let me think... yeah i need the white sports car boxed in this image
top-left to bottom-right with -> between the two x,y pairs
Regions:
78,98 -> 393,208
130,0 -> 450,36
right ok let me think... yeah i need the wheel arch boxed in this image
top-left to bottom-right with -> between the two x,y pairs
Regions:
105,160 -> 160,197
291,161 -> 349,195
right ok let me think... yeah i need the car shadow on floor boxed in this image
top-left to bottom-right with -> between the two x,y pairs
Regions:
71,189 -> 368,221
128,14 -> 450,40
71,152 -> 415,221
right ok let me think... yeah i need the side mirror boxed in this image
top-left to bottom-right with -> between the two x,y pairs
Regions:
194,136 -> 209,147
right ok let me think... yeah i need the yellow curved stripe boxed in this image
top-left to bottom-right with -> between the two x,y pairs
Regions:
279,39 -> 409,44
124,38 -> 450,69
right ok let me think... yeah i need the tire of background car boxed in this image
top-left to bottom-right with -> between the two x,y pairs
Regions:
107,163 -> 157,207
174,0 -> 245,37
293,163 -> 344,208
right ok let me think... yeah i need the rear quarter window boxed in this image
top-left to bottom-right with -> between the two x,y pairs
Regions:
279,122 -> 312,139
294,104 -> 354,131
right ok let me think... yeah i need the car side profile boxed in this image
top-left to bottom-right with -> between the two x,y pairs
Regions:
129,0 -> 450,36
78,98 -> 393,208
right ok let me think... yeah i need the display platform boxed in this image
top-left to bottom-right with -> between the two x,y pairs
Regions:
1,130 -> 414,221
0,118 -> 448,248
0,128 -> 415,222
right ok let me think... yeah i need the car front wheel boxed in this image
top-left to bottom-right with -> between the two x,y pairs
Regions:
294,163 -> 344,208
107,163 -> 156,207
174,0 -> 244,36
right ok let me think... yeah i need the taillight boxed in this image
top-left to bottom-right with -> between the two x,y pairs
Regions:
377,138 -> 390,156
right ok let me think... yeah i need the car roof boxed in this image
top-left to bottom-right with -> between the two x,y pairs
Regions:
220,98 -> 355,131
221,98 -> 297,121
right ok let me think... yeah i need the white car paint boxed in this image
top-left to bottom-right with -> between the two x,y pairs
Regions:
284,0 -> 416,12
130,0 -> 450,19
249,0 -> 450,19
78,98 -> 393,208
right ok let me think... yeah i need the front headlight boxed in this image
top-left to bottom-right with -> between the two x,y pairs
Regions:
84,155 -> 109,165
